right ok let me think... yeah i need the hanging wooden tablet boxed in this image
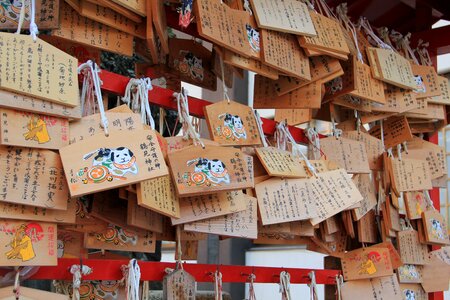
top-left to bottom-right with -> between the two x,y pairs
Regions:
90,190 -> 128,227
171,190 -> 247,225
369,116 -> 413,149
407,136 -> 447,176
397,265 -> 423,283
249,0 -> 316,36
429,75 -> 450,105
78,0 -> 146,38
319,136 -> 370,173
57,230 -> 87,259
167,145 -> 253,197
52,2 -> 134,56
421,252 -> 450,293
84,224 -> 156,253
260,29 -> 311,80
204,100 -> 261,146
323,58 -> 356,100
351,59 -> 386,104
0,0 -> 60,29
0,286 -> 68,300
333,95 -> 373,112
60,130 -> 168,197
168,38 -> 216,90
342,210 -> 355,239
84,0 -> 143,22
0,32 -> 79,107
255,147 -> 308,178
0,196 -> 76,224
410,64 -> 440,98
341,247 -> 393,280
184,195 -> 257,239
0,220 -> 57,266
351,174 -> 377,220
223,49 -> 279,80
422,210 -> 450,245
151,0 -> 169,55
196,0 -> 253,57
397,229 -> 428,265
372,85 -> 418,114
253,76 -> 322,109
386,198 -> 401,232
110,0 -> 145,16
298,12 -> 350,56
259,222 -> 292,235
366,241 -> 403,269
403,149 -> 446,180
341,275 -> 402,300
357,210 -> 378,243
343,131 -> 384,171
136,175 -> 180,218
391,158 -> 432,192
274,109 -> 312,125
0,146 -> 69,210
366,47 -> 416,90
175,240 -> 198,260
0,108 -> 69,150
399,283 -> 427,300
163,268 -> 196,300
406,103 -> 446,120
127,194 -> 164,233
255,177 -> 318,225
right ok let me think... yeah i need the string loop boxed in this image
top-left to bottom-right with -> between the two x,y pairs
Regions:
279,271 -> 291,300
16,0 -> 39,41
121,259 -> 141,300
122,77 -> 155,130
70,264 -> 92,300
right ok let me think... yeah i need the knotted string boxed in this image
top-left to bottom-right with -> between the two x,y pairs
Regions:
416,40 -> 433,66
243,0 -> 253,15
173,88 -> 205,148
358,17 -> 393,50
390,31 -> 420,65
13,268 -> 20,300
78,60 -> 109,136
122,78 -> 156,130
70,264 -> 92,300
306,127 -> 321,160
308,271 -> 318,300
176,225 -> 184,269
15,0 -> 39,41
336,3 -> 363,62
279,271 -> 291,300
331,117 -> 343,138
121,259 -> 141,300
247,274 -> 257,300
335,275 -> 344,300
218,54 -> 231,103
254,110 -> 268,147
214,271 -> 223,300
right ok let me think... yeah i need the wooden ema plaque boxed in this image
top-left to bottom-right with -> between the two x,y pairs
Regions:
422,250 -> 450,293
84,224 -> 156,253
223,49 -> 279,80
0,196 -> 76,224
357,210 -> 378,243
171,190 -> 246,225
250,0 -> 315,36
274,109 -> 312,125
151,0 -> 169,54
391,158 -> 432,192
406,102 -> 446,120
163,269 -> 196,300
341,275 -> 402,300
298,12 -> 350,56
0,286 -> 68,300
343,131 -> 383,170
319,136 -> 371,174
369,116 -> 413,149
0,146 -> 69,210
399,284 -> 427,300
255,177 -> 318,225
410,64 -> 440,98
168,38 -> 216,91
167,145 -> 253,197
404,191 -> 427,220
372,85 -> 418,114
127,194 -> 163,233
0,32 -> 79,107
57,230 -> 87,259
0,0 -> 60,29
195,0 -> 253,57
78,0 -> 146,38
430,75 -> 450,105
351,58 -> 386,104
422,210 -> 450,245
366,47 -> 416,90
60,130 -> 168,197
137,176 -> 180,218
0,220 -> 57,266
397,229 -> 428,265
403,137 -> 446,180
184,195 -> 257,239
110,0 -> 145,16
341,247 -> 393,280
0,108 -> 69,150
204,100 -> 261,146
253,75 -> 322,109
397,265 -> 423,283
52,2 -> 133,56
260,29 -> 311,80
255,147 -> 308,178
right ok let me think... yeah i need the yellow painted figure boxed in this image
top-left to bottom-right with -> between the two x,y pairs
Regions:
5,225 -> 36,262
23,115 -> 51,144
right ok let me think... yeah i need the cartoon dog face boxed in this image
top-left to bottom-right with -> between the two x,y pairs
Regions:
184,52 -> 203,80
414,75 -> 426,93
404,289 -> 416,300
246,24 -> 260,51
111,147 -> 134,165
224,114 -> 244,130
208,159 -> 226,174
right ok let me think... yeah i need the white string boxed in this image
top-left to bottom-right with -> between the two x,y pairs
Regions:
176,225 -> 184,269
121,259 -> 141,300
15,0 -> 39,41
70,264 -> 92,300
254,110 -> 268,147
13,268 -> 20,299
397,144 -> 402,161
279,271 -> 291,300
336,3 -> 363,62
306,127 -> 321,160
276,121 -> 318,176
243,0 -> 253,15
308,272 -> 318,300
248,274 -> 257,300
218,54 -> 231,103
78,60 -> 109,136
377,27 -> 395,49
359,17 -> 392,50
390,31 -> 420,65
122,78 -> 156,130
380,119 -> 385,152
173,89 -> 205,148
335,275 -> 344,300
331,117 -> 342,138
214,271 -> 223,300
416,40 -> 433,66
315,0 -> 337,19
